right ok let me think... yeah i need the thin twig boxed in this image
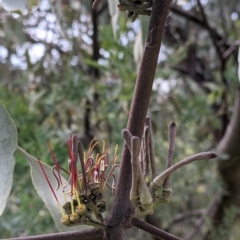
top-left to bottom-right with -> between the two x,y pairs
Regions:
138,143 -> 153,210
131,218 -> 183,240
130,136 -> 140,204
168,209 -> 205,227
146,117 -> 157,180
143,126 -> 150,179
171,5 -> 229,50
162,122 -> 176,194
223,38 -> 240,59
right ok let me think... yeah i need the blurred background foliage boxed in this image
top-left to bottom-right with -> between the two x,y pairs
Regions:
0,0 -> 240,239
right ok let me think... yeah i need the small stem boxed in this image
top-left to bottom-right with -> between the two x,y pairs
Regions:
138,145 -> 153,209
146,117 -> 157,180
162,122 -> 176,194
151,152 -> 217,188
140,138 -> 144,171
143,126 -> 150,180
130,136 -> 140,204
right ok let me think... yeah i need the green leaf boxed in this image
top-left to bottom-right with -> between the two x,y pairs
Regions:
17,146 -> 89,232
0,103 -> 17,215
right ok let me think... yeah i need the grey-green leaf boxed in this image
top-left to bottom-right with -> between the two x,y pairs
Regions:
1,0 -> 27,11
107,0 -> 118,38
17,146 -> 89,232
0,103 -> 17,215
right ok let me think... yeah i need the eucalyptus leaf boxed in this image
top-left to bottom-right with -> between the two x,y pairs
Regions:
17,146 -> 90,232
0,103 -> 17,216
0,0 -> 38,12
107,0 -> 119,38
133,18 -> 148,66
140,17 -> 148,47
133,28 -> 143,66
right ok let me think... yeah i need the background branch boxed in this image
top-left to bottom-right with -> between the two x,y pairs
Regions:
185,192 -> 222,240
171,5 -> 229,50
196,0 -> 225,72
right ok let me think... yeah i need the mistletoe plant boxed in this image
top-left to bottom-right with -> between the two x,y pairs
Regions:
0,0 -> 217,240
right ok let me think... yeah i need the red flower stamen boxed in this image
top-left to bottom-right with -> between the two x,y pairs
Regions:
37,158 -> 60,204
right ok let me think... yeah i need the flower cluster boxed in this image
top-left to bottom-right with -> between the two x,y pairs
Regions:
38,134 -> 119,228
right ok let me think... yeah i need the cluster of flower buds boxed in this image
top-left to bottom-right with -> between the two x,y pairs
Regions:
122,117 -> 217,218
38,134 -> 119,228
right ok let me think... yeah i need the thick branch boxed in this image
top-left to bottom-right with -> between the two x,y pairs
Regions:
106,0 -> 172,238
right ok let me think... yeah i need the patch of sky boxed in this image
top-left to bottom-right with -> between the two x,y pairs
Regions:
71,56 -> 78,66
100,48 -> 110,59
231,12 -> 238,21
28,43 -> 46,64
0,45 -> 8,62
10,53 -> 26,70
